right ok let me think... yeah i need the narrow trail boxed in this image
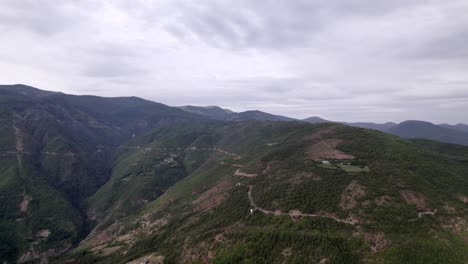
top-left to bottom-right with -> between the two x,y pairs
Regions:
118,145 -> 242,159
0,150 -> 78,156
0,145 -> 242,159
247,185 -> 356,225
234,169 -> 258,178
220,161 -> 243,167
13,125 -> 24,170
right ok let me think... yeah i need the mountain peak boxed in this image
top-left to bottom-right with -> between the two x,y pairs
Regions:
302,116 -> 329,123
0,84 -> 61,97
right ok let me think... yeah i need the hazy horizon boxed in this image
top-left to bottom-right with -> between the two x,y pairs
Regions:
4,83 -> 468,125
1,1 -> 467,123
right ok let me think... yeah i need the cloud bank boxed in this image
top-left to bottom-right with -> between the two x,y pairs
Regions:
0,0 -> 467,123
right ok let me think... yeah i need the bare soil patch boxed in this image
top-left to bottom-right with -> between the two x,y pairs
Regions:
457,194 -> 468,203
282,247 -> 292,257
98,246 -> 122,257
234,169 -> 258,178
193,180 -> 231,211
443,204 -> 456,213
262,162 -> 273,174
126,253 -> 164,264
19,194 -> 32,213
308,127 -> 337,141
340,180 -> 366,210
36,229 -> 51,239
399,190 -> 427,210
440,216 -> 467,233
306,139 -> 354,160
14,126 -> 24,152
82,215 -> 168,250
289,172 -> 320,185
319,257 -> 330,264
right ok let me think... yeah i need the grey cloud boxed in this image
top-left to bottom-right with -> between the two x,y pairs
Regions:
82,62 -> 148,78
406,28 -> 468,60
168,0 -> 326,49
86,43 -> 143,58
0,0 -> 467,124
165,0 -> 429,50
0,0 -> 86,36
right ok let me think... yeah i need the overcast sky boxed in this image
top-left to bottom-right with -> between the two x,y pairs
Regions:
1,0 -> 467,123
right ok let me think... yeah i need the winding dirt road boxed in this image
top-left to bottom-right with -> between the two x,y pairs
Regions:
247,185 -> 356,225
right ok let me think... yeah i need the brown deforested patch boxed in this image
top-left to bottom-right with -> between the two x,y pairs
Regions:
290,172 -> 320,185
138,214 -> 169,232
19,193 -> 32,213
192,180 -> 231,211
340,180 -> 366,210
97,246 -> 122,257
214,233 -> 226,243
442,204 -> 456,213
37,229 -> 51,239
18,243 -> 72,263
81,222 -> 123,248
308,127 -> 337,141
399,190 -> 427,210
14,126 -> 24,152
457,194 -> 468,204
282,248 -> 292,257
262,162 -> 273,174
81,215 -> 168,250
306,139 -> 355,160
126,253 -> 164,264
306,127 -> 356,160
319,257 -> 330,264
440,217 -> 467,233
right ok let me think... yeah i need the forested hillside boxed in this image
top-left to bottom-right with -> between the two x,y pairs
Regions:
0,86 -> 466,264
0,85 -> 199,262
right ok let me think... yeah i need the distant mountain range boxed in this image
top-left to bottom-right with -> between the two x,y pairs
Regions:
439,123 -> 468,133
179,105 -> 468,146
387,120 -> 468,146
178,105 -> 294,121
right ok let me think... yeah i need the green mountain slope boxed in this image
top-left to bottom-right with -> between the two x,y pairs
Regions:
0,86 -> 466,263
71,121 -> 467,264
179,106 -> 468,146
0,85 -> 201,263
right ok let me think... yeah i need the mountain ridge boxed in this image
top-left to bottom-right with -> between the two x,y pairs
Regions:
178,105 -> 468,146
0,85 -> 466,263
